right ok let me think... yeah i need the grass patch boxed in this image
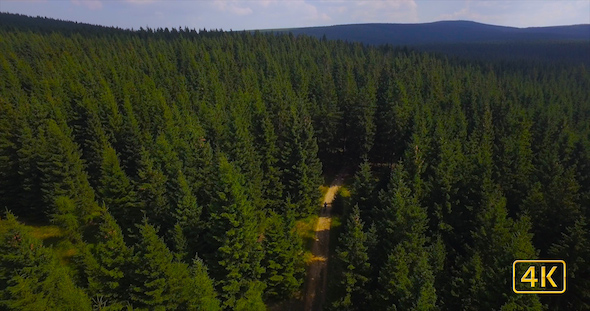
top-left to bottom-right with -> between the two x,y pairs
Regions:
30,225 -> 63,241
295,215 -> 319,267
295,215 -> 318,243
338,186 -> 351,198
27,225 -> 77,265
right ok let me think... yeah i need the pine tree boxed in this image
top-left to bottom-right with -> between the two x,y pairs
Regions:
547,218 -> 590,310
350,159 -> 377,223
69,97 -> 109,189
98,146 -> 143,236
186,256 -> 222,311
377,244 -> 437,311
261,209 -> 304,300
458,185 -> 541,310
16,124 -> 45,220
37,119 -> 99,224
86,209 -> 133,309
173,171 -> 202,259
376,163 -> 428,259
137,148 -> 172,236
280,108 -> 323,217
253,105 -> 284,212
331,205 -> 371,310
129,220 -> 173,309
0,100 -> 20,213
347,75 -> 376,162
374,163 -> 437,310
208,155 -> 265,310
114,96 -> 144,178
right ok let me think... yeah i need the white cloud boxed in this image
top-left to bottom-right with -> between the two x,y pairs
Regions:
284,0 -> 331,22
351,0 -> 419,23
213,0 -> 253,16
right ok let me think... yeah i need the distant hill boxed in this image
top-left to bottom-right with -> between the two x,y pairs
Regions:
268,21 -> 590,46
266,21 -> 590,65
2,12 -> 588,64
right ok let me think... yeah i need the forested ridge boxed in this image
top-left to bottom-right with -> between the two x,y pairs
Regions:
1,13 -> 589,310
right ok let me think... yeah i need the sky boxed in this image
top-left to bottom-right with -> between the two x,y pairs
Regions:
1,0 -> 589,30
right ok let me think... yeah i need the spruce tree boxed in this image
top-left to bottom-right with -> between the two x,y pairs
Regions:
98,146 -> 143,236
261,209 -> 304,300
0,100 -> 20,213
130,220 -> 173,309
37,119 -> 99,224
547,218 -> 590,310
208,155 -> 265,310
350,159 -> 377,223
173,171 -> 202,259
374,163 -> 437,310
137,148 -> 172,236
459,185 -> 541,310
86,209 -> 133,309
331,204 -> 371,310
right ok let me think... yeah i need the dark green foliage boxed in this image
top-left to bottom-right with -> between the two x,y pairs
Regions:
455,187 -> 541,310
52,196 -> 81,242
0,213 -> 92,311
0,100 -> 21,213
130,220 -> 220,310
548,218 -> 590,310
129,221 -> 173,309
85,209 -> 133,310
0,14 -> 589,311
136,149 -> 172,236
37,119 -> 99,223
261,208 -> 304,300
280,108 -> 323,217
373,164 -> 437,311
330,205 -> 372,310
208,156 -> 265,310
350,160 -> 377,223
98,146 -> 143,237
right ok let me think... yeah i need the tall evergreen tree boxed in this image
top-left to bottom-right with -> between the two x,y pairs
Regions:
85,208 -> 133,310
261,208 -> 304,300
374,163 -> 437,311
350,159 -> 378,223
130,220 -> 173,309
331,204 -> 372,310
208,156 -> 265,310
98,146 -> 142,236
37,119 -> 100,225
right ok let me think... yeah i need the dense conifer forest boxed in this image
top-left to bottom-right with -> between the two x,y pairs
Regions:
1,13 -> 589,311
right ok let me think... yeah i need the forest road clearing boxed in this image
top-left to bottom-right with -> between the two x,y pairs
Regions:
303,174 -> 345,311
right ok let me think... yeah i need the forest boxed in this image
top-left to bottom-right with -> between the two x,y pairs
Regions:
0,13 -> 589,311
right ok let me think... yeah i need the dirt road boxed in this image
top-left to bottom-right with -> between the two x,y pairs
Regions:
303,175 -> 344,311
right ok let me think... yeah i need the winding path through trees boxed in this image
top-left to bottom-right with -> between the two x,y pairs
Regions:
303,175 -> 345,311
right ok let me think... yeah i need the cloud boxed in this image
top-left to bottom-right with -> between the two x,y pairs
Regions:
351,0 -> 419,23
71,0 -> 102,10
213,0 -> 253,16
437,0 -> 487,22
283,0 -> 331,22
438,0 -> 590,27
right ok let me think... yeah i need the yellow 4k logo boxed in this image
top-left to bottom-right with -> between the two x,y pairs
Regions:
513,260 -> 566,294
520,265 -> 557,287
